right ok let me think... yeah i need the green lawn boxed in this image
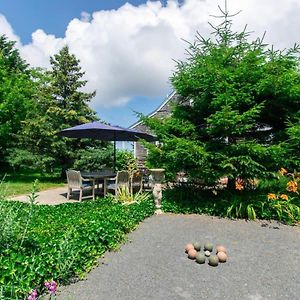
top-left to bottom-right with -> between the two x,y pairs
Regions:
1,170 -> 65,197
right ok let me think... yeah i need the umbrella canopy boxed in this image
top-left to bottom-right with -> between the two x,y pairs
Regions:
58,121 -> 156,171
58,121 -> 155,141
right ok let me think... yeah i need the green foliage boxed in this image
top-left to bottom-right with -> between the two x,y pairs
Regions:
12,46 -> 107,173
113,186 -> 152,204
7,149 -> 55,172
284,117 -> 300,169
143,7 -> 300,186
0,35 -> 35,162
0,196 -> 155,299
116,150 -> 137,172
264,197 -> 300,223
0,179 -> 38,249
0,37 -> 105,172
162,184 -> 300,224
0,35 -> 28,72
0,194 -> 23,248
49,46 -> 96,125
73,145 -> 114,171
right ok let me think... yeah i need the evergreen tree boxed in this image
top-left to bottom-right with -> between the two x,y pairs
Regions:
49,46 -> 96,126
143,7 -> 300,187
11,46 -> 100,172
48,46 -> 98,172
0,35 -> 28,72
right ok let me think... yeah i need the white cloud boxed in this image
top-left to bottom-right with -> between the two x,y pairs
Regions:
80,11 -> 91,23
20,30 -> 65,68
226,0 -> 300,49
1,0 -> 300,110
0,14 -> 21,46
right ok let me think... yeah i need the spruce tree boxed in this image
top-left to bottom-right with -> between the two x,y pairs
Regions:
143,5 -> 300,187
49,46 -> 96,126
0,35 -> 28,72
12,46 -> 99,172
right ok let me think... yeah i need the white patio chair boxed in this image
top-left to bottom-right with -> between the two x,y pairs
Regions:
66,170 -> 95,201
105,170 -> 130,196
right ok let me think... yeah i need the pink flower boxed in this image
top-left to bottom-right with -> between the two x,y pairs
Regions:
45,281 -> 57,295
28,289 -> 38,300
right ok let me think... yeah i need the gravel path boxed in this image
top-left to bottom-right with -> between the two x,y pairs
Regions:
57,214 -> 300,300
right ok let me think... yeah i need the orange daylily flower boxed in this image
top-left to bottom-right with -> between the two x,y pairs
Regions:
278,168 -> 288,176
235,178 -> 244,191
267,193 -> 277,200
287,181 -> 298,193
280,194 -> 288,201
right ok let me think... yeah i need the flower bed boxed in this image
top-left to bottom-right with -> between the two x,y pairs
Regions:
162,170 -> 300,224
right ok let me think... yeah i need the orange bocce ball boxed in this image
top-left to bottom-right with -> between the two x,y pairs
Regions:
216,245 -> 227,254
188,249 -> 197,259
185,243 -> 194,253
217,251 -> 228,263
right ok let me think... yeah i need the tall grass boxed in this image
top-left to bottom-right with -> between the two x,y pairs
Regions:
0,178 -> 38,299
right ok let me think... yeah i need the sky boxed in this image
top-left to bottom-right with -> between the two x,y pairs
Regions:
1,0 -> 300,127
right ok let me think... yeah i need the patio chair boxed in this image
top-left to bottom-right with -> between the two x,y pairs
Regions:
105,170 -> 130,196
131,170 -> 143,194
66,170 -> 95,201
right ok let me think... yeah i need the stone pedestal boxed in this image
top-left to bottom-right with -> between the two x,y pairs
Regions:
149,168 -> 165,214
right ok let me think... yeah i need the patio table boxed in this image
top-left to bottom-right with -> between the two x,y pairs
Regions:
81,171 -> 116,195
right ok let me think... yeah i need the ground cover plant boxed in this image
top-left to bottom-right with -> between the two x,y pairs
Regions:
0,191 -> 155,299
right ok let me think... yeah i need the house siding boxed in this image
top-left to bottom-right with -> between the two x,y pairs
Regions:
131,92 -> 179,167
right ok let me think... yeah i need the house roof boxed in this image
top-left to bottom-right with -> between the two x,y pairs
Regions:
130,91 -> 176,129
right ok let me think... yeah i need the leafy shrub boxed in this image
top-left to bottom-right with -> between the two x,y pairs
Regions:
111,186 -> 152,205
6,149 -> 55,172
162,183 -> 230,216
73,146 -> 113,171
162,179 -> 300,224
116,150 -> 137,172
0,178 -> 38,249
0,196 -> 154,299
284,117 -> 300,169
73,148 -> 137,173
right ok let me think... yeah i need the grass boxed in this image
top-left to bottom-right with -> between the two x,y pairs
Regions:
1,169 -> 65,197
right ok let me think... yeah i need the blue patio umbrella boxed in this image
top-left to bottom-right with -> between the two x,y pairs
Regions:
58,121 -> 155,170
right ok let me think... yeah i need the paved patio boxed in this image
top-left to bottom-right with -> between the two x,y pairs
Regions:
57,214 -> 300,300
9,186 -> 91,205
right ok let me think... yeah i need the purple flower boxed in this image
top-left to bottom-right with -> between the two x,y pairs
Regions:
44,282 -> 51,289
28,289 -> 38,300
44,281 -> 58,295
